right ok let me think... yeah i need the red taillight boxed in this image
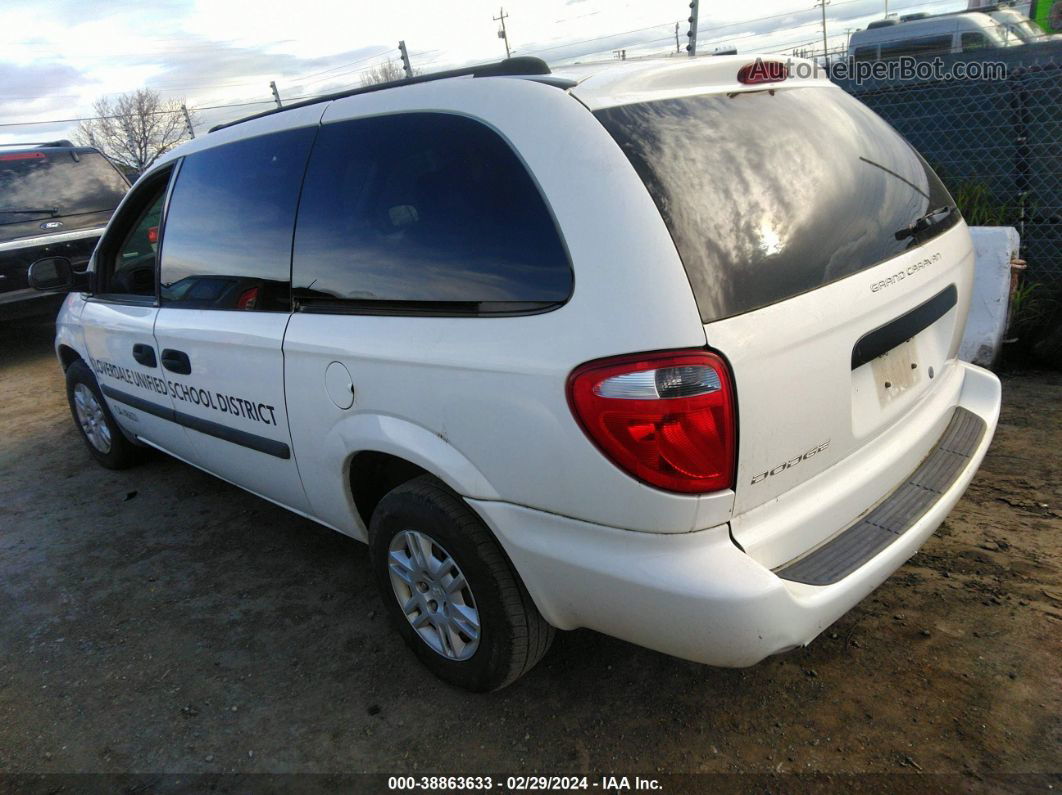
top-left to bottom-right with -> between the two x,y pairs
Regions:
567,350 -> 736,494
0,151 -> 46,161
146,226 -> 159,244
236,286 -> 259,310
737,59 -> 788,84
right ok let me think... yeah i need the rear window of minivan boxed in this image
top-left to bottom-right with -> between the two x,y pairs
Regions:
0,150 -> 129,226
594,87 -> 958,322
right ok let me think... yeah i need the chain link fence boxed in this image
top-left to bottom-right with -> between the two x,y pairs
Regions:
832,42 -> 1062,315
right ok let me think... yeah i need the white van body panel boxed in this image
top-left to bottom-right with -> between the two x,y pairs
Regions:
285,76 -> 735,535
58,56 -> 1002,672
848,13 -> 1014,57
54,292 -> 87,356
561,55 -> 832,110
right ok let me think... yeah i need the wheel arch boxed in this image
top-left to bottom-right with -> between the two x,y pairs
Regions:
313,413 -> 501,540
57,343 -> 82,371
349,451 -> 435,530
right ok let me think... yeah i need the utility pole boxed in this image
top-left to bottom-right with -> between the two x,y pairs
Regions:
494,7 -> 511,58
398,40 -> 413,78
180,103 -> 195,139
675,22 -> 680,53
686,0 -> 699,57
269,80 -> 282,109
815,0 -> 830,66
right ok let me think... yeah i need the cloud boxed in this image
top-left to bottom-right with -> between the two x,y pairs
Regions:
0,61 -> 92,118
0,0 -> 973,144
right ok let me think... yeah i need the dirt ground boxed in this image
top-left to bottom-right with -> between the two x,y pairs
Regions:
1,317 -> 1059,789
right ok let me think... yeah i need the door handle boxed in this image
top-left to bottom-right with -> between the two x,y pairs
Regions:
132,344 -> 157,367
160,348 -> 191,375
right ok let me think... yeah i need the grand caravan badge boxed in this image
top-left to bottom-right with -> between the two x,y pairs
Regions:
751,440 -> 831,485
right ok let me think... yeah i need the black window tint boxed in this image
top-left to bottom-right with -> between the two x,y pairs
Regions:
293,113 -> 571,313
852,46 -> 878,61
160,128 -> 315,311
0,150 -> 128,224
880,35 -> 953,58
594,87 -> 957,322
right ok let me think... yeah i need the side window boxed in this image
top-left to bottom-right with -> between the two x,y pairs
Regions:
98,171 -> 170,298
160,128 -> 315,311
292,112 -> 572,313
881,35 -> 953,59
852,46 -> 878,62
962,32 -> 989,51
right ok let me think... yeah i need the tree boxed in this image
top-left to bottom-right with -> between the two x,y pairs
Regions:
75,88 -> 194,175
360,58 -> 417,86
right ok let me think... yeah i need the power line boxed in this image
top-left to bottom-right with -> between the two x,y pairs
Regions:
0,0 -> 976,131
522,20 -> 676,55
0,98 -> 278,128
3,0 -> 952,104
289,48 -> 395,85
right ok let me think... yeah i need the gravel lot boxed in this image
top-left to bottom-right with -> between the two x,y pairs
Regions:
1,317 -> 1060,788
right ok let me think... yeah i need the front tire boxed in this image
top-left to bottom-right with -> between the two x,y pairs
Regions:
369,475 -> 554,691
65,359 -> 139,470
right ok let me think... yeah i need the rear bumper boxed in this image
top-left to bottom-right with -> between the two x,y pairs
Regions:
471,361 -> 1000,667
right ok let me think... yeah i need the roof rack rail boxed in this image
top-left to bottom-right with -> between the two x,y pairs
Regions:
0,139 -> 75,148
209,56 -> 552,133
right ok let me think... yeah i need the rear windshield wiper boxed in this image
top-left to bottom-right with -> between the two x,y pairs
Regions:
894,206 -> 953,241
0,206 -> 60,216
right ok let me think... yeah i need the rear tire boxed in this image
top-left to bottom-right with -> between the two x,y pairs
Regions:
65,359 -> 139,470
369,475 -> 553,691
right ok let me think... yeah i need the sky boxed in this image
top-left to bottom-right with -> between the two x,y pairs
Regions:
1,0 -> 977,143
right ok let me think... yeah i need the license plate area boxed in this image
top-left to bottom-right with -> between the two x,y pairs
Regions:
851,322 -> 951,439
871,337 -> 921,404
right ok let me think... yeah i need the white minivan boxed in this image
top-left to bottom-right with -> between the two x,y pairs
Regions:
31,55 -> 1001,691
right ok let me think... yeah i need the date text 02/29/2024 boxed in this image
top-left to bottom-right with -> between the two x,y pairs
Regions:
387,775 -> 663,791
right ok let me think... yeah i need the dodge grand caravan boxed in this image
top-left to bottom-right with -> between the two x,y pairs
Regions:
30,56 -> 1001,691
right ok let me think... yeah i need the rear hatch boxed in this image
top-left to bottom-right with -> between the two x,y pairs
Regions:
0,148 -> 128,240
591,73 -> 970,555
0,147 -> 128,292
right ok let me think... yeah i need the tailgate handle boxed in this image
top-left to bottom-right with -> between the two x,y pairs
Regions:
160,348 -> 191,375
132,344 -> 157,368
851,284 -> 957,370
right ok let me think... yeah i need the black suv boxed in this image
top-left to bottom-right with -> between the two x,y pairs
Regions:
1,140 -> 129,320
